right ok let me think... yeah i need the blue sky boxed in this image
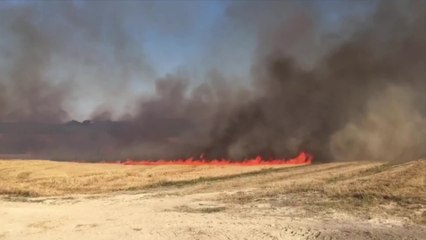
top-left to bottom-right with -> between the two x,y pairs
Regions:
0,0 -> 377,79
143,1 -> 228,75
0,0 -> 377,120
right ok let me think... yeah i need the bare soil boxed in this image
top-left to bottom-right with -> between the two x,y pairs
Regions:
0,159 -> 425,240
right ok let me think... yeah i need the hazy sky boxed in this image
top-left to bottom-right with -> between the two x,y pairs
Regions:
1,1 -> 424,161
0,0 -> 377,120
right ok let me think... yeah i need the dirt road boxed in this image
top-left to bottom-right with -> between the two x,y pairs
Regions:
0,160 -> 425,239
1,190 -> 425,240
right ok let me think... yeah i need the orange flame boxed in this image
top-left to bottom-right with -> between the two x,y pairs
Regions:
115,152 -> 313,166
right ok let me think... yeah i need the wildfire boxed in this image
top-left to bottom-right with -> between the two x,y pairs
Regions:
116,151 -> 313,166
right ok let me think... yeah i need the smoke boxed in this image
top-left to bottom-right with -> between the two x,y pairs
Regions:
0,6 -> 69,122
331,85 -> 426,161
203,1 -> 425,161
0,1 -> 424,161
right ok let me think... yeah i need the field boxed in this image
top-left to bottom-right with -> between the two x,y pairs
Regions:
0,159 -> 425,239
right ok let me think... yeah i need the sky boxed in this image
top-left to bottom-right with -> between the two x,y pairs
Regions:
0,0 -> 377,120
1,0 -> 424,161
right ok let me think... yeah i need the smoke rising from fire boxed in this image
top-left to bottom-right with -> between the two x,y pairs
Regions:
0,1 -> 424,161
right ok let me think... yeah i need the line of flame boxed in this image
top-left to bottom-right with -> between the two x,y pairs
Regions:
111,152 -> 313,166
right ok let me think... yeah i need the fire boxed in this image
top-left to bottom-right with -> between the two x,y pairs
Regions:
115,152 -> 313,166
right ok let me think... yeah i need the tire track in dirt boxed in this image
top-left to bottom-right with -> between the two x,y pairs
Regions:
1,161 -> 425,240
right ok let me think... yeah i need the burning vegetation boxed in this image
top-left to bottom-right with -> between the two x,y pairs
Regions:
116,152 -> 312,166
0,1 -> 425,162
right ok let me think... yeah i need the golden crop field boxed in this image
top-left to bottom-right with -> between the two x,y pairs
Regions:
0,159 -> 424,211
0,159 -> 425,239
0,160 -> 302,196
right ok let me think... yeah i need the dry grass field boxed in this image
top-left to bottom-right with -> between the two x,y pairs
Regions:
0,160 -> 302,196
0,159 -> 425,239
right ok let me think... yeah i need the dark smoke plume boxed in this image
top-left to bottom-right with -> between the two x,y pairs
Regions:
0,1 -> 424,161
203,1 -> 426,161
0,7 -> 69,122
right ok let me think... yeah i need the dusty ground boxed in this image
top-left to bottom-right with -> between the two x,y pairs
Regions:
0,159 -> 425,239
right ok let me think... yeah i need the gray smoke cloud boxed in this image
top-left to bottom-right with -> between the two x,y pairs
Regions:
0,1 -> 424,161
0,6 -> 69,122
204,1 -> 425,161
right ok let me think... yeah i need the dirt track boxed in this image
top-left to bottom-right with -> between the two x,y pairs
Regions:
1,191 -> 425,240
0,160 -> 425,239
